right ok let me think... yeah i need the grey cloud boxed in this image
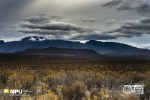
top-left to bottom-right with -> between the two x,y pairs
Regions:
71,32 -> 133,40
83,19 -> 95,23
20,28 -> 127,40
103,16 -> 150,37
20,15 -> 148,40
101,0 -> 122,7
117,3 -> 132,10
71,34 -> 118,40
19,29 -> 69,35
140,17 -> 150,24
24,15 -> 49,24
49,16 -> 64,21
19,18 -> 124,40
105,28 -> 144,36
20,22 -> 91,33
20,15 -> 99,39
101,0 -> 150,14
105,19 -> 116,26
24,15 -> 64,24
136,4 -> 150,14
19,29 -> 70,38
19,21 -> 132,40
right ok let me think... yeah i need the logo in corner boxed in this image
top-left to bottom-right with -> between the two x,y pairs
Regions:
4,89 -> 9,94
123,85 -> 144,94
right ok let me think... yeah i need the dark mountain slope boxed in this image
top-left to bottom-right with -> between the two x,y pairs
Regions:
16,47 -> 106,58
0,40 -> 4,45
85,40 -> 139,53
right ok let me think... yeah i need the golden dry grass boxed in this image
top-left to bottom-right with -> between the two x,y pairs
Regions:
0,59 -> 149,100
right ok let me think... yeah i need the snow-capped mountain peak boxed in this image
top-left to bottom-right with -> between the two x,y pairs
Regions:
21,36 -> 49,42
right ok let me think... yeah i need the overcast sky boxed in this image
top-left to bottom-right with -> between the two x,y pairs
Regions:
1,0 -> 150,49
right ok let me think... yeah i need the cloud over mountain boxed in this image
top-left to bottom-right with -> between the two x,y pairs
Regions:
19,15 -> 125,40
20,15 -> 93,39
19,14 -> 150,40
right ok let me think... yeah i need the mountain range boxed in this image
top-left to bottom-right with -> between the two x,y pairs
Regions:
0,36 -> 150,59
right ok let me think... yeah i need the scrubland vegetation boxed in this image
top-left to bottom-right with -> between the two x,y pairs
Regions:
0,59 -> 150,100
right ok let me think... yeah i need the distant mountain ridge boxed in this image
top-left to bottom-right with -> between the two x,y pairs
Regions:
0,36 -> 87,53
0,36 -> 150,59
